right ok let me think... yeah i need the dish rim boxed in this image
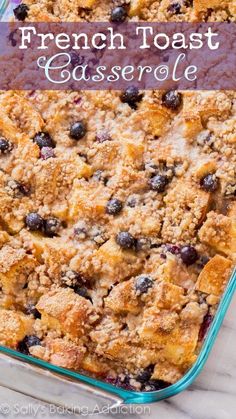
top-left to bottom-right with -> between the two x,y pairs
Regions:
0,269 -> 235,404
0,0 -> 235,404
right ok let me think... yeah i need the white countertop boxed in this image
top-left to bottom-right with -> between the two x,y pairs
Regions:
0,294 -> 235,419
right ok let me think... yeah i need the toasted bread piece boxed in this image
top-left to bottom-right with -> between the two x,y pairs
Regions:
137,102 -> 172,136
152,361 -> 182,384
152,281 -> 186,311
0,246 -> 38,294
0,310 -> 33,347
96,238 -> 142,284
139,303 -> 205,367
36,288 -> 95,338
196,255 -> 233,296
105,278 -> 141,315
45,338 -> 86,369
194,0 -> 230,13
81,354 -> 110,376
69,181 -> 110,220
199,212 -> 236,258
162,181 -> 210,242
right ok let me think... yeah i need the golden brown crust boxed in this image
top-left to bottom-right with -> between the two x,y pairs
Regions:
196,255 -> 233,296
0,0 -> 234,390
36,288 -> 95,338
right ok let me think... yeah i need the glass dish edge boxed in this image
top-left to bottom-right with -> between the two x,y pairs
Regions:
0,269 -> 234,405
0,0 -> 235,405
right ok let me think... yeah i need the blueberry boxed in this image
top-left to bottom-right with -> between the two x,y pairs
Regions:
144,379 -> 170,392
136,365 -> 154,384
17,335 -> 41,355
61,270 -> 85,288
180,245 -> 198,266
116,232 -> 136,250
13,4 -> 29,21
120,86 -> 142,108
44,217 -> 61,237
148,174 -> 169,192
162,90 -> 182,110
106,375 -> 134,390
25,213 -> 44,231
7,180 -> 29,197
40,147 -> 55,160
110,6 -> 127,23
25,304 -> 41,319
0,138 -> 12,154
198,313 -> 213,341
168,2 -> 182,14
33,132 -> 55,149
106,198 -> 123,215
135,275 -> 153,294
200,174 -> 219,192
70,121 -> 87,140
74,286 -> 92,303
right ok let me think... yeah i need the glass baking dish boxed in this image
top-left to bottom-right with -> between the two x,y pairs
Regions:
0,270 -> 234,410
0,0 -> 235,410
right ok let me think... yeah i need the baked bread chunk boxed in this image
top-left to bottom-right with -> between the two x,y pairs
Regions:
0,1 -> 234,392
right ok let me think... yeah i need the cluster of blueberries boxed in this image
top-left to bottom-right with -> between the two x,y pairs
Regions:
13,2 -> 193,23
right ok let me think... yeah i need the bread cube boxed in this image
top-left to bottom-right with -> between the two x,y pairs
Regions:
44,338 -> 86,370
196,254 -> 233,296
69,181 -> 110,220
0,310 -> 33,347
183,92 -> 231,121
129,0 -> 145,16
81,354 -> 110,376
0,92 -> 44,139
199,212 -> 236,257
36,288 -> 94,338
161,256 -> 195,289
162,325 -> 199,367
194,161 -> 217,179
0,189 -> 27,234
227,201 -> 236,218
0,231 -> 9,249
42,237 -> 76,279
183,112 -> 202,140
34,155 -> 92,207
96,238 -> 142,284
194,0 -> 229,13
162,181 -> 210,242
152,361 -> 182,384
0,246 -> 38,294
121,142 -> 144,169
139,307 -> 200,367
137,103 -> 171,136
152,282 -> 186,311
78,0 -> 96,7
115,206 -> 161,237
105,278 -> 141,315
139,308 -> 179,343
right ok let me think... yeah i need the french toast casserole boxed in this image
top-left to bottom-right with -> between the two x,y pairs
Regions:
0,0 -> 235,392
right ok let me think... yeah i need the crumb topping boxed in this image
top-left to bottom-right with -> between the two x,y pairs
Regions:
0,0 -> 235,392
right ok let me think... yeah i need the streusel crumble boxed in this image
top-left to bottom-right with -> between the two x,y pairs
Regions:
0,1 -> 235,392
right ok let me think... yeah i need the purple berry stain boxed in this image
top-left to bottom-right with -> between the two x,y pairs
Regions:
198,313 -> 213,341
